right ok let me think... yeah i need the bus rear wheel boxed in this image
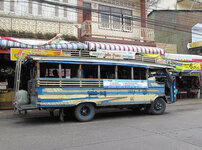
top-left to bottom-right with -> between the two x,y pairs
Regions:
74,103 -> 95,122
149,98 -> 166,115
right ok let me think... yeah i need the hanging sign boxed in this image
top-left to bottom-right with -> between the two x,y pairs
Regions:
89,51 -> 135,60
167,60 -> 201,73
10,48 -> 66,61
144,54 -> 162,58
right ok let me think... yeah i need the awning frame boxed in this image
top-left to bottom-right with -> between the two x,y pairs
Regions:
86,42 -> 165,55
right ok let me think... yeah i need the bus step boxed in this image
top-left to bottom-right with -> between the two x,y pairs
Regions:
18,104 -> 37,110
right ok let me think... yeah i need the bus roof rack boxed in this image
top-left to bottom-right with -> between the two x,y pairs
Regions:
27,55 -> 173,69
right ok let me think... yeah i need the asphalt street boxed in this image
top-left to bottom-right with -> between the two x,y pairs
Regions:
0,100 -> 202,150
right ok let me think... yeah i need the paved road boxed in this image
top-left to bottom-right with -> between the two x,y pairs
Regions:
1,100 -> 202,150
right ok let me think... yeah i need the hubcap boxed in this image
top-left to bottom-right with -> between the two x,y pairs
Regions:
80,106 -> 90,116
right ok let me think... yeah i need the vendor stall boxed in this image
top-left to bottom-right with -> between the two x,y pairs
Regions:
0,54 -> 15,109
175,73 -> 200,99
168,60 -> 201,99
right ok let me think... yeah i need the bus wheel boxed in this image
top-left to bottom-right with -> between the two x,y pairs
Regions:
149,98 -> 166,115
74,103 -> 95,122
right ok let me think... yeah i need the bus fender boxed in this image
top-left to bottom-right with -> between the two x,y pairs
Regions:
75,101 -> 97,107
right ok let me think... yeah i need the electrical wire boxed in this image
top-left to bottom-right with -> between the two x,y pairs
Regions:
1,0 -> 202,37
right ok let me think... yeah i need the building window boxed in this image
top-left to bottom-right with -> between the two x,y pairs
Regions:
10,0 -> 14,12
63,0 -> 68,17
123,16 -> 132,31
99,5 -> 110,29
0,0 -> 4,11
122,9 -> 132,31
111,7 -> 122,30
55,0 -> 59,17
38,2 -> 42,15
98,5 -> 132,32
29,0 -> 33,14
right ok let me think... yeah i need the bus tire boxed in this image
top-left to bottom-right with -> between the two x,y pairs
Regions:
149,98 -> 166,115
74,103 -> 95,122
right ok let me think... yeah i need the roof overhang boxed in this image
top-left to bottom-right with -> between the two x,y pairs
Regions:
0,39 -> 88,50
86,42 -> 165,55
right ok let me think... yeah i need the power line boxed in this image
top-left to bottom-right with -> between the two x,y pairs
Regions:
1,0 -> 202,38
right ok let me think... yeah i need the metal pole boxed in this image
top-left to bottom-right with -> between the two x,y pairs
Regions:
115,65 -> 118,79
131,67 -> 134,80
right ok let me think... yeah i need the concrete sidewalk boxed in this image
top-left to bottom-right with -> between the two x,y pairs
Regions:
0,99 -> 202,119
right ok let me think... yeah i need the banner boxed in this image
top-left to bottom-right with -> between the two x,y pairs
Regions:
103,79 -> 148,88
10,48 -> 66,61
144,54 -> 162,58
189,41 -> 202,49
89,51 -> 135,60
167,60 -> 201,73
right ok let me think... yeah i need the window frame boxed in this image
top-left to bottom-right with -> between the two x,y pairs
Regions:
98,4 -> 133,32
111,14 -> 122,31
99,12 -> 111,29
123,15 -> 133,32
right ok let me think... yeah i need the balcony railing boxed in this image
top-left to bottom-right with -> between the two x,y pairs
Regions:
81,20 -> 155,42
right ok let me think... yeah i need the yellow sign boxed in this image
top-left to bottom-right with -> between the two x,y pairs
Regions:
144,54 -> 162,58
190,41 -> 202,48
10,48 -> 65,61
182,62 -> 201,71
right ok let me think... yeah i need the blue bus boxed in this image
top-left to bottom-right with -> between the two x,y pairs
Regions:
14,55 -> 177,121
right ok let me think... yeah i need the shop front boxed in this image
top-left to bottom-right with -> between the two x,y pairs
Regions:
168,60 -> 201,99
0,53 -> 15,109
175,72 -> 200,99
0,37 -> 88,109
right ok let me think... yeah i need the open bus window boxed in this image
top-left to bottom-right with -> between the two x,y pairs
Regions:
118,66 -> 131,79
62,64 -> 79,78
133,67 -> 146,80
101,65 -> 116,79
82,65 -> 98,79
40,63 -> 59,78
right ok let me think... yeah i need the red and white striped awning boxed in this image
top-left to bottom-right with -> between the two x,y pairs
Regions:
86,42 -> 165,55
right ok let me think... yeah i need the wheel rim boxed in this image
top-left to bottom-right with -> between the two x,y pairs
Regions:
80,106 -> 91,117
154,101 -> 163,111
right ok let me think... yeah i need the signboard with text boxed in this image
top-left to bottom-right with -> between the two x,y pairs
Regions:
167,60 -> 201,73
10,48 -> 67,61
103,79 -> 148,89
89,50 -> 135,60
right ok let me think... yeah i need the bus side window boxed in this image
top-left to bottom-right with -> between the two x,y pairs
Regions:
118,66 -> 131,79
82,65 -> 98,79
62,64 -> 79,78
39,63 -> 59,78
100,65 -> 115,79
133,68 -> 146,80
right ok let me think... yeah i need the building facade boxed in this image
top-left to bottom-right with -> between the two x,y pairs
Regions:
80,0 -> 157,47
148,10 -> 202,54
147,0 -> 202,13
0,0 -> 79,37
177,0 -> 202,10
